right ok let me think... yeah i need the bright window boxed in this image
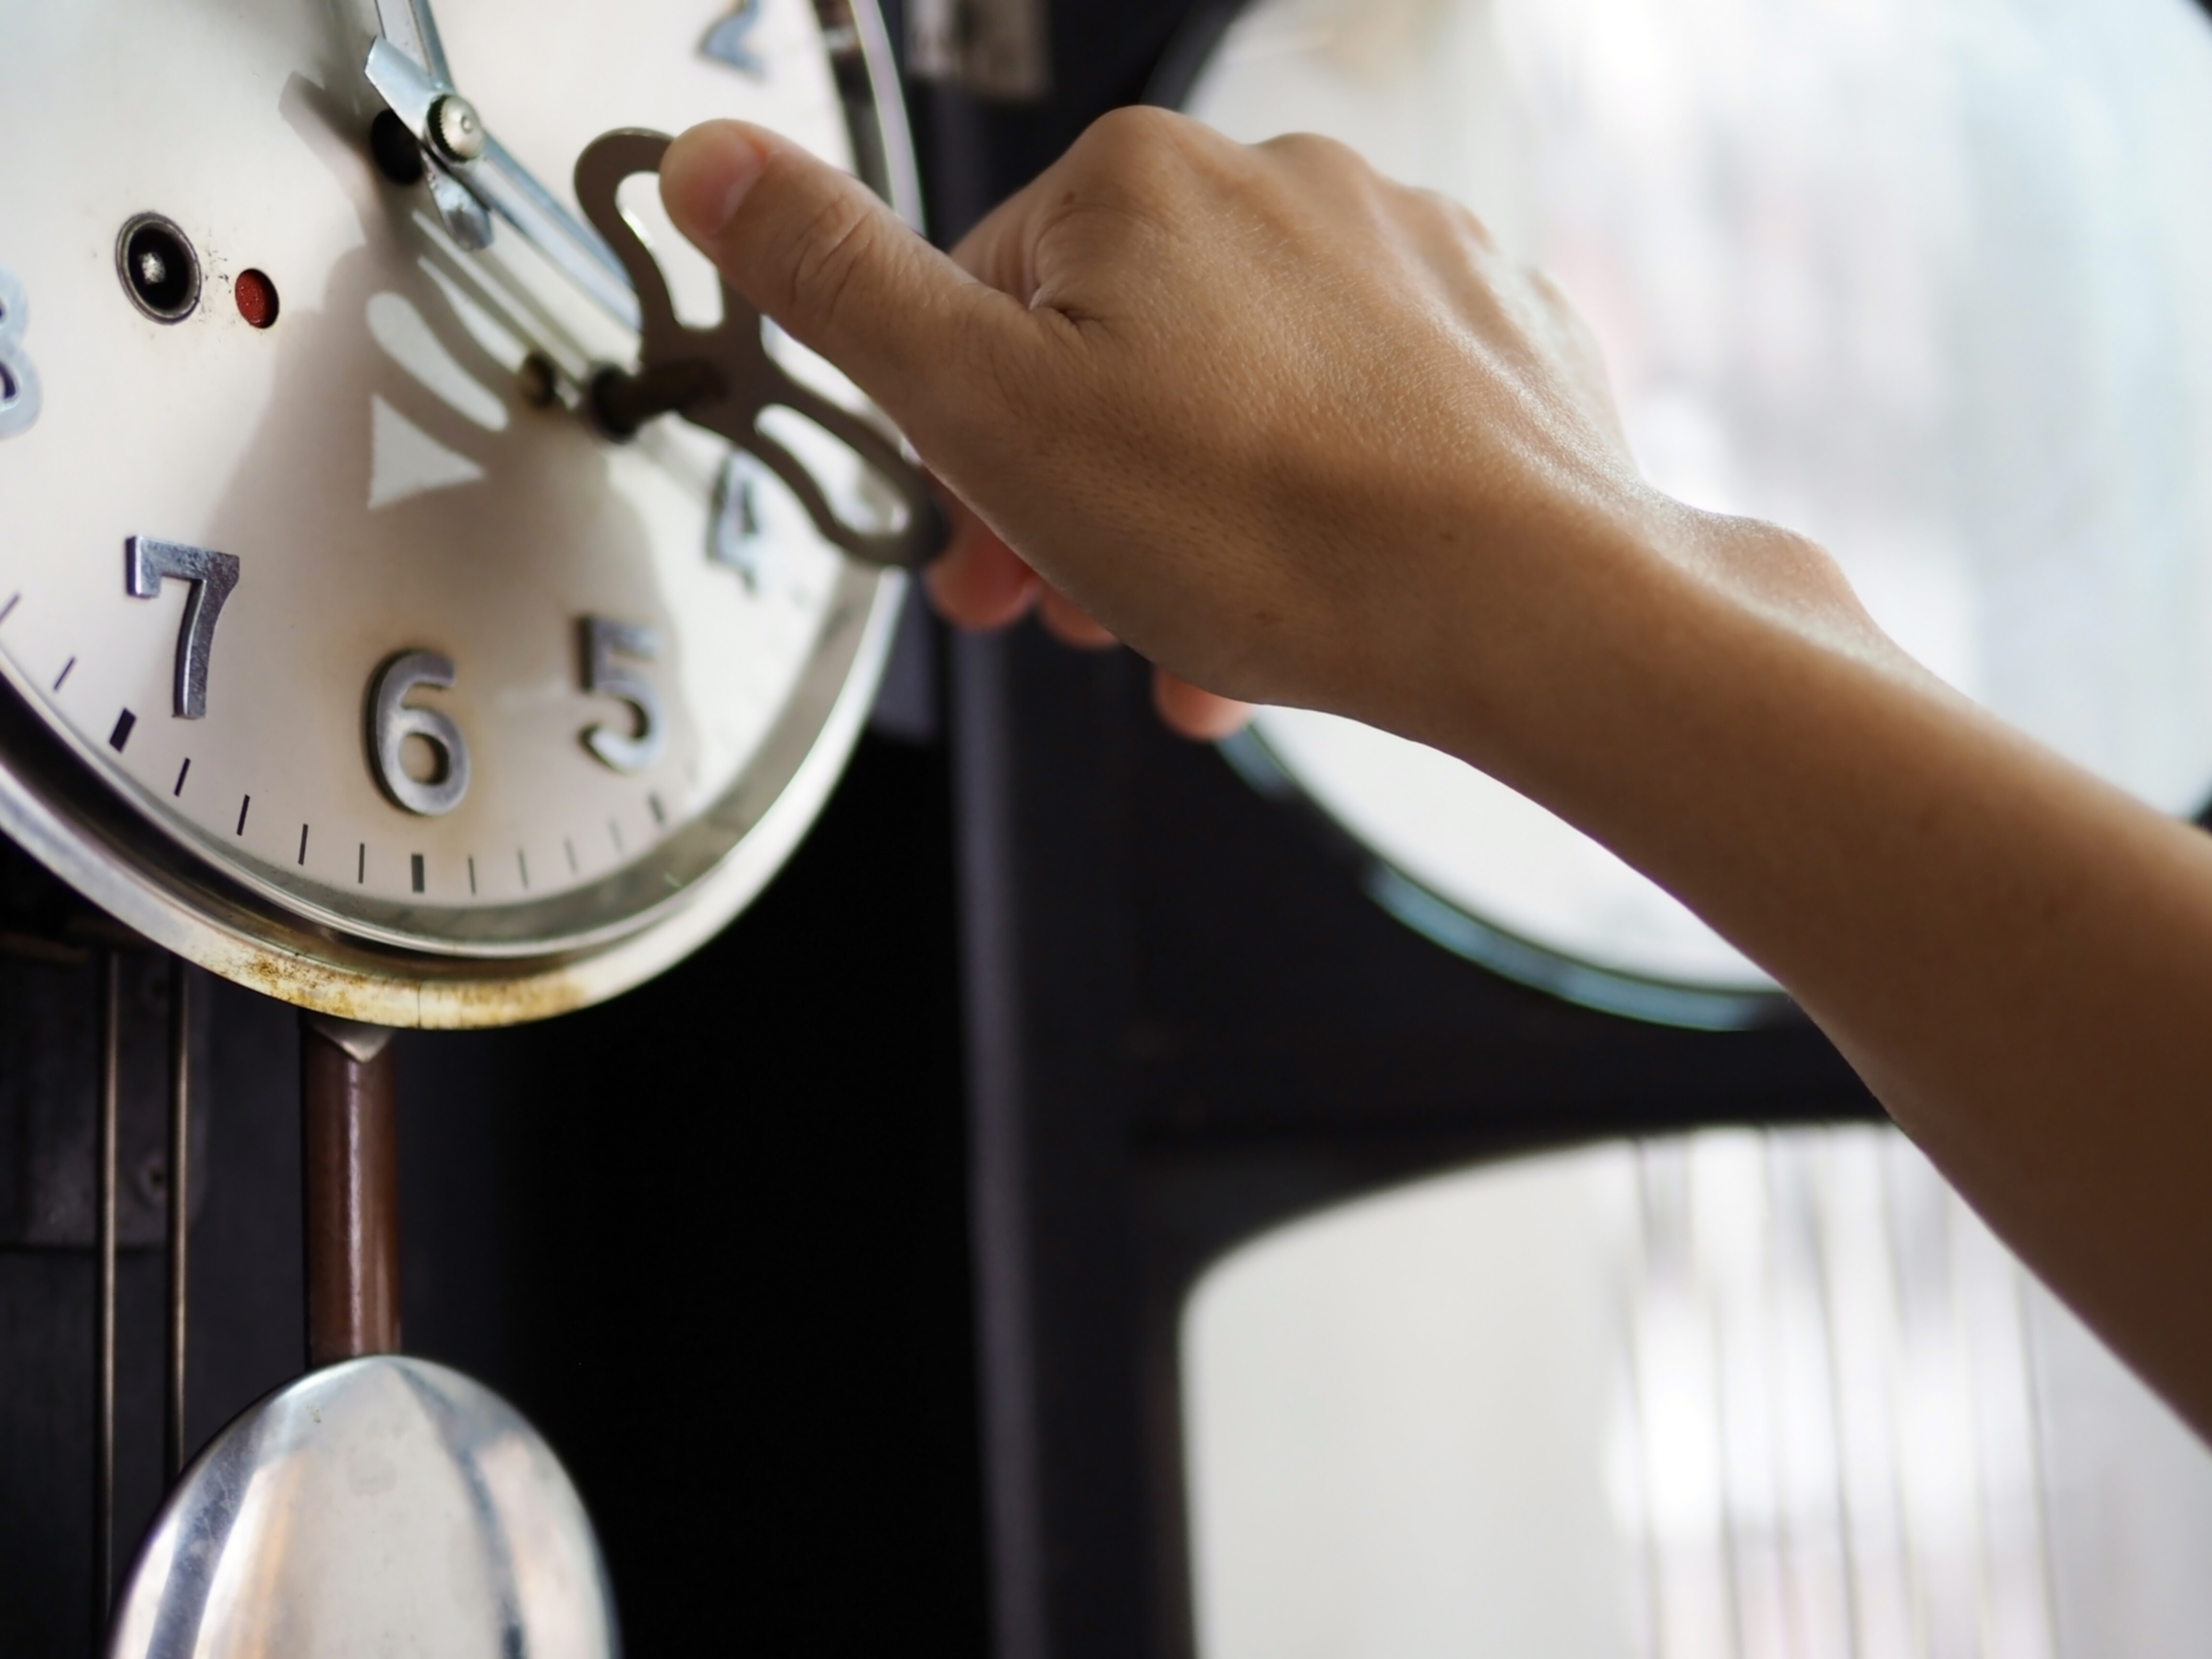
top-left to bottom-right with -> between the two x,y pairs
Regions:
1183,1127 -> 2212,1659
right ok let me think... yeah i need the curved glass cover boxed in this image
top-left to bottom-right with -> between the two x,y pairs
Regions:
1188,0 -> 2212,1006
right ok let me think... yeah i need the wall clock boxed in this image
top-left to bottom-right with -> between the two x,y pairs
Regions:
0,0 -> 929,1028
1179,0 -> 2212,1028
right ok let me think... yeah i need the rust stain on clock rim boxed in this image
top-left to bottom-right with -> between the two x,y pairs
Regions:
218,944 -> 598,1031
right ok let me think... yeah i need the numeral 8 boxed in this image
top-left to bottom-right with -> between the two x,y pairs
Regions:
0,263 -> 41,440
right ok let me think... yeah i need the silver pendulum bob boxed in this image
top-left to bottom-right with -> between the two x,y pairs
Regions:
105,1015 -> 619,1658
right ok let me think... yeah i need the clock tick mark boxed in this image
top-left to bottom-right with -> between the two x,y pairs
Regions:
172,758 -> 191,796
0,593 -> 19,627
298,824 -> 310,866
235,795 -> 250,835
608,819 -> 624,855
564,837 -> 578,876
410,853 -> 425,894
648,792 -> 666,828
108,709 -> 136,753
517,849 -> 530,890
357,842 -> 366,884
467,856 -> 478,896
52,656 -> 75,692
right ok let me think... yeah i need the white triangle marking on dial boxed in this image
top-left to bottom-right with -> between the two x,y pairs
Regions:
368,395 -> 485,510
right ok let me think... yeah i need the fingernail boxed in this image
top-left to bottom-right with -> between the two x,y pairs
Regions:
662,122 -> 768,241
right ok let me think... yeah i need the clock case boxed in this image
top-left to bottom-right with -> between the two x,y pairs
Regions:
0,0 -> 923,1030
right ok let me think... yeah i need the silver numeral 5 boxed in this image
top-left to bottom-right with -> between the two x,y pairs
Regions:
580,617 -> 664,773
370,650 -> 470,816
0,263 -> 40,440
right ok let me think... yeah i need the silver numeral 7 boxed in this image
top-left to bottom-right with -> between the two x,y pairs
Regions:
126,536 -> 241,719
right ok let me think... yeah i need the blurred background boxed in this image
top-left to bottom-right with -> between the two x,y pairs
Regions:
9,0 -> 2212,1655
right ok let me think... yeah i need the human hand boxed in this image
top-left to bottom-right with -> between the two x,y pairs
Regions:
658,107 -> 1647,752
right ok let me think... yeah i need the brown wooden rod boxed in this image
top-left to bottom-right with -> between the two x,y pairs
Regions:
300,1014 -> 400,1370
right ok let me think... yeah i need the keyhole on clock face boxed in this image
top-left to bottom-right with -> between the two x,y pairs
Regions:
117,214 -> 201,323
370,109 -> 429,186
398,733 -> 449,786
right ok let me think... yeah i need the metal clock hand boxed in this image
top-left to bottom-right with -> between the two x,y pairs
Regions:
366,0 -> 489,252
363,1 -> 640,329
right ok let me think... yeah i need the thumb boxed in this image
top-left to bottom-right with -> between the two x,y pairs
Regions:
661,120 -> 1012,430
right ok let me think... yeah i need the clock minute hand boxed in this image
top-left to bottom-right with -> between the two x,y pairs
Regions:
373,0 -> 456,87
362,35 -> 640,330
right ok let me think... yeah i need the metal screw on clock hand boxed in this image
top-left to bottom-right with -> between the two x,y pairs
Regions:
427,94 -> 485,163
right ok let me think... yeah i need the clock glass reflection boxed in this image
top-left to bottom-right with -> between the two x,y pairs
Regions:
1187,0 -> 2212,1007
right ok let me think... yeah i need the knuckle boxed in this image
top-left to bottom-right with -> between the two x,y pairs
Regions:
1442,194 -> 1500,253
1084,104 -> 1185,162
1072,106 -> 1210,200
1260,130 -> 1365,180
778,184 -> 879,331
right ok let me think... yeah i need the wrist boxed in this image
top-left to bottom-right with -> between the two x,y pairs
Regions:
1397,486 -> 1886,818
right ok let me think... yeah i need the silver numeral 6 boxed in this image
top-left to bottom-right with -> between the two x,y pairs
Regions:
0,263 -> 41,440
580,617 -> 664,773
370,650 -> 470,816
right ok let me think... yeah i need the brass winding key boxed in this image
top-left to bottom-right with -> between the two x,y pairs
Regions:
575,128 -> 948,569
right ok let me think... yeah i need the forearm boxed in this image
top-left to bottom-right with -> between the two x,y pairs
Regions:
1446,502 -> 2212,1433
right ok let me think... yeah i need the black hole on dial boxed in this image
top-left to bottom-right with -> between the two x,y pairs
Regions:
116,214 -> 201,323
370,109 -> 428,186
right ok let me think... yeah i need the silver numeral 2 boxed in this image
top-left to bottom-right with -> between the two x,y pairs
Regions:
127,537 -> 241,719
371,650 -> 470,816
700,0 -> 764,75
580,617 -> 664,773
0,262 -> 41,440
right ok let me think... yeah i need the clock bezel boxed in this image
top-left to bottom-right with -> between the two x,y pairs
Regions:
0,0 -> 925,1028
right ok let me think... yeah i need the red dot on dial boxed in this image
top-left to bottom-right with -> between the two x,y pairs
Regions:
234,269 -> 278,330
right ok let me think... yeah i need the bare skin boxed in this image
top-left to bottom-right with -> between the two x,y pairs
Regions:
662,109 -> 2212,1439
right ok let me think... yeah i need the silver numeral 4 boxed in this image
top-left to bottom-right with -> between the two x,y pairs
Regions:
126,537 -> 241,719
0,263 -> 40,440
371,650 -> 470,816
580,617 -> 664,773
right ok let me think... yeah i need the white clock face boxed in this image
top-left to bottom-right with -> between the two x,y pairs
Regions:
1190,0 -> 2212,1022
0,0 -> 912,1020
